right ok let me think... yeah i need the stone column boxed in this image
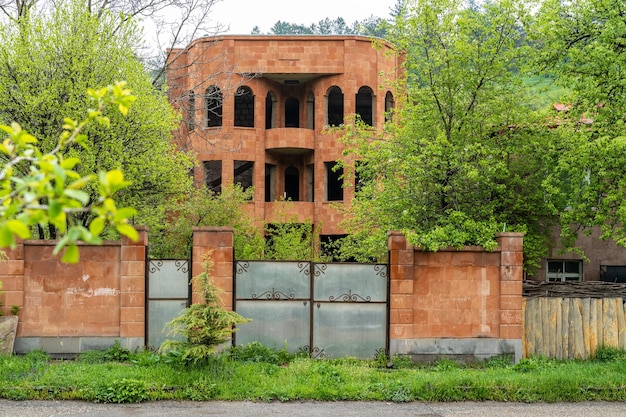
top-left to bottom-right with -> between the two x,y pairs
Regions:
191,227 -> 234,309
0,239 -> 25,321
119,227 -> 148,350
388,231 -> 415,342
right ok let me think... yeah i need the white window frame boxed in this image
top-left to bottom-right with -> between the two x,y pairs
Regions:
546,259 -> 582,282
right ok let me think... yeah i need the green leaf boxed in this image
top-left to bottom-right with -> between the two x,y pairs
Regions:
6,219 -> 31,239
89,217 -> 105,236
0,224 -> 15,247
64,189 -> 90,205
61,244 -> 80,263
116,223 -> 138,241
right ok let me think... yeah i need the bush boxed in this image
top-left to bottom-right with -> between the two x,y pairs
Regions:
227,342 -> 295,365
87,378 -> 149,403
160,251 -> 250,363
594,345 -> 626,362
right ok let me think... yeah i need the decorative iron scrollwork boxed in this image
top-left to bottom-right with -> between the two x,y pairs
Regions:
175,260 -> 189,273
298,261 -> 310,275
313,263 -> 327,277
236,261 -> 250,274
310,346 -> 326,359
328,290 -> 371,303
252,288 -> 295,300
149,260 -> 164,273
374,264 -> 387,278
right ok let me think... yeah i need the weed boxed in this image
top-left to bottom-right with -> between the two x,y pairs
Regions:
227,342 -> 294,365
76,350 -> 109,364
87,378 -> 149,403
104,340 -> 131,362
434,358 -> 461,371
594,345 -> 626,362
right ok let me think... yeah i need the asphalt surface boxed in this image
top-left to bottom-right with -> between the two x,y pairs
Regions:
1,400 -> 626,417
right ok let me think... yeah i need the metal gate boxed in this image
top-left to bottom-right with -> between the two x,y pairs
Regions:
146,260 -> 191,349
234,261 -> 388,359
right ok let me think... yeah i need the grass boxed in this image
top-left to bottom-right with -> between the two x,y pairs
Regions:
1,343 -> 626,403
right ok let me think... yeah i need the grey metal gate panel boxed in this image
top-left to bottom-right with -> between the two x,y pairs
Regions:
147,260 -> 190,349
312,263 -> 387,358
234,260 -> 388,359
234,261 -> 311,353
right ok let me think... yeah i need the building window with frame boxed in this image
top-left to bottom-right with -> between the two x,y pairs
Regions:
234,86 -> 254,127
326,86 -> 343,127
325,161 -> 343,201
355,86 -> 374,126
203,160 -> 222,194
206,85 -> 223,128
547,260 -> 582,282
234,160 -> 254,194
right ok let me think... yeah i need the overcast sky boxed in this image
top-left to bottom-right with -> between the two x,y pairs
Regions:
211,0 -> 397,35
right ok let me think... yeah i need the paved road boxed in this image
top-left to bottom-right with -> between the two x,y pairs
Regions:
1,400 -> 626,417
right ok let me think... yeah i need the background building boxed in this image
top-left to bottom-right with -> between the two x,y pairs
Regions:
167,35 -> 402,243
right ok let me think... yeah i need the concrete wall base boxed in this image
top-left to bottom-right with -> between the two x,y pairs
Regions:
14,337 -> 145,358
390,338 -> 522,364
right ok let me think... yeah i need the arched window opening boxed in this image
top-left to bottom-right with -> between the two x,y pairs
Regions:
355,86 -> 374,126
187,90 -> 195,131
307,92 -> 315,130
285,166 -> 300,201
285,97 -> 300,128
206,85 -> 223,128
235,86 -> 254,127
385,91 -> 395,123
326,86 -> 344,126
265,91 -> 276,129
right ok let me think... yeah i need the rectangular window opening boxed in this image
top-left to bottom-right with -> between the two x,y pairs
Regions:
325,162 -> 343,201
203,160 -> 222,195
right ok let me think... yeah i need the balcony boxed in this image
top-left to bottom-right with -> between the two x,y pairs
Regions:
265,128 -> 314,155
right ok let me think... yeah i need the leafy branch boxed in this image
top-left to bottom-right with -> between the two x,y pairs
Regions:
0,82 -> 138,262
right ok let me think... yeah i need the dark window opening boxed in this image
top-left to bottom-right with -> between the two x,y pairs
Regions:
325,161 -> 343,201
307,93 -> 315,130
285,97 -> 300,128
187,90 -> 195,130
265,92 -> 275,129
327,86 -> 344,126
206,85 -> 223,127
285,166 -> 300,201
385,91 -> 395,123
320,234 -> 352,262
306,163 -> 314,202
355,160 -> 366,193
234,160 -> 254,194
355,86 -> 373,126
235,86 -> 254,127
203,160 -> 222,194
265,163 -> 276,202
264,222 -> 314,260
601,266 -> 626,283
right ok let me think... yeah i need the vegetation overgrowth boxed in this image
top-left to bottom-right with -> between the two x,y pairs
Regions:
1,344 -> 626,403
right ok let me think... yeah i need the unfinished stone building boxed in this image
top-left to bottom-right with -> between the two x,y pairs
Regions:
166,35 -> 402,243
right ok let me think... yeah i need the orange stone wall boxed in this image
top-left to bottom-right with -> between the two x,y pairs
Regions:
0,228 -> 148,355
388,231 -> 524,362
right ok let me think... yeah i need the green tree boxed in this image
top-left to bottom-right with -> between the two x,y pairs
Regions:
0,0 -> 193,241
531,0 -> 626,250
336,0 -> 556,271
161,250 -> 250,363
151,184 -> 264,260
0,83 -> 139,262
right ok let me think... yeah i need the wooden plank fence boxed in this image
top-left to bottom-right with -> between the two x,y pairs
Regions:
523,297 -> 626,359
